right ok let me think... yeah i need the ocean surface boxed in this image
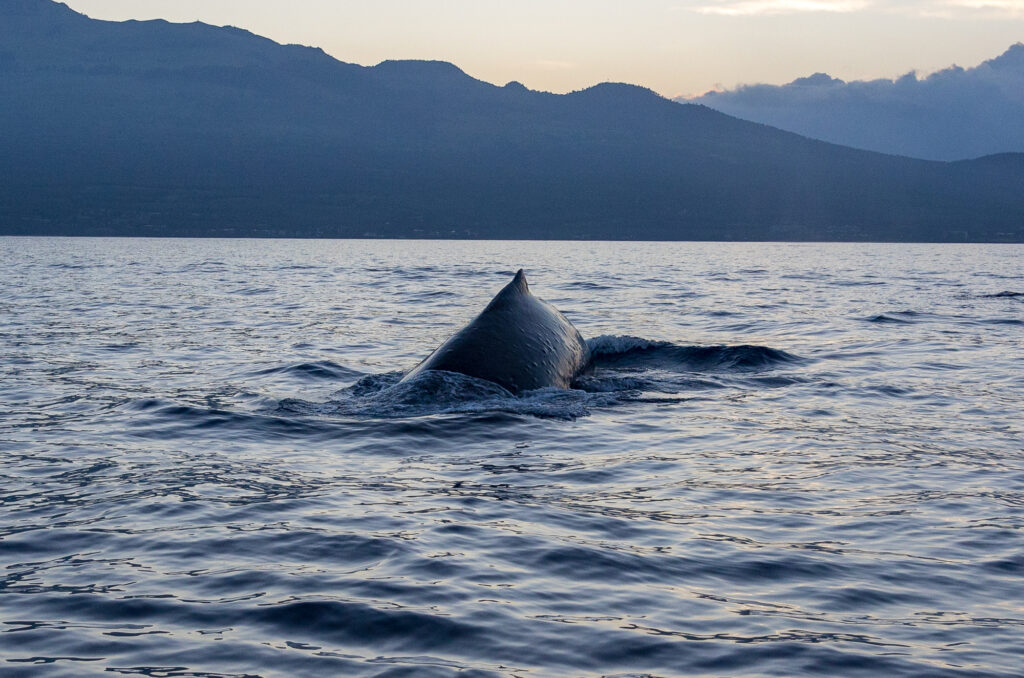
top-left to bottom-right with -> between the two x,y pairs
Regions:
2,237 -> 1022,678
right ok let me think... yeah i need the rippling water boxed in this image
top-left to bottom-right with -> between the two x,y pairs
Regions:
2,237 -> 1023,678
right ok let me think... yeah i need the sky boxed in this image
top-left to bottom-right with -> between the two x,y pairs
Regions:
63,0 -> 1024,97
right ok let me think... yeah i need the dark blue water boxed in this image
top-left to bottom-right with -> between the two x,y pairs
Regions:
2,238 -> 1023,677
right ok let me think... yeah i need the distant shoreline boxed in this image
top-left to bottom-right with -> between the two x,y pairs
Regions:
3,234 -> 1022,245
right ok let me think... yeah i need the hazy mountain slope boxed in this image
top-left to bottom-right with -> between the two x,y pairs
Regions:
687,44 -> 1024,162
1,0 -> 1022,241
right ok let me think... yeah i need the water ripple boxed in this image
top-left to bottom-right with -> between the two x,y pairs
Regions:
1,238 -> 1022,677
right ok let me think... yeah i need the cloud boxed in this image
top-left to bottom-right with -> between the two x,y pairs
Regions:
944,0 -> 1024,15
688,0 -> 1024,16
694,0 -> 870,15
683,43 -> 1024,160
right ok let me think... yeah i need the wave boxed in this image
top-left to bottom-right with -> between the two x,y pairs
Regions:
177,260 -> 229,273
255,360 -> 364,381
123,399 -> 350,441
982,291 -> 1023,298
863,312 -> 917,324
48,262 -> 108,270
586,335 -> 801,372
557,281 -> 614,291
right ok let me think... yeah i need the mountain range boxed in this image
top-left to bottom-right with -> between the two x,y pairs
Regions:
1,0 -> 1022,241
687,44 -> 1024,163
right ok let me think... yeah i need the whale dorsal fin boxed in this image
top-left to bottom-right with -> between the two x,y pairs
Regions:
510,269 -> 528,293
485,269 -> 530,310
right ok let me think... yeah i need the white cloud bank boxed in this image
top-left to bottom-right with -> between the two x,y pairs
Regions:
690,0 -> 1024,15
945,0 -> 1024,15
683,43 -> 1024,160
695,0 -> 868,15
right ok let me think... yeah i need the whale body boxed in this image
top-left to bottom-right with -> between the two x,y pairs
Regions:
401,270 -> 590,393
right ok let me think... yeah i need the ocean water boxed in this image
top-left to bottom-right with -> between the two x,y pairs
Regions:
1,237 -> 1022,678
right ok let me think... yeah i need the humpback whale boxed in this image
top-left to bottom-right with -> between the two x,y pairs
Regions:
401,270 -> 590,393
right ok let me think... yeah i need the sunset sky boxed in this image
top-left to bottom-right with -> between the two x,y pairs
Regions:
63,0 -> 1024,96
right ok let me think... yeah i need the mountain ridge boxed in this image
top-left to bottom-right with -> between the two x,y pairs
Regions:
1,0 -> 1022,242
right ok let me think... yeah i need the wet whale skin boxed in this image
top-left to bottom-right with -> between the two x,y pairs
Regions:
401,270 -> 590,393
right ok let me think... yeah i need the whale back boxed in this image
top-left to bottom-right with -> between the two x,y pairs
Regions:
401,270 -> 590,393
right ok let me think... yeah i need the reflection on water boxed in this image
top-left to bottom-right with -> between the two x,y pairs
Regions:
1,238 -> 1023,677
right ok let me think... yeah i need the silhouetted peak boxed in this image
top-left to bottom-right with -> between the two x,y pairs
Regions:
957,152 -> 1024,169
372,59 -> 475,87
504,81 -> 528,92
573,82 -> 662,102
2,0 -> 80,19
790,72 -> 844,87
